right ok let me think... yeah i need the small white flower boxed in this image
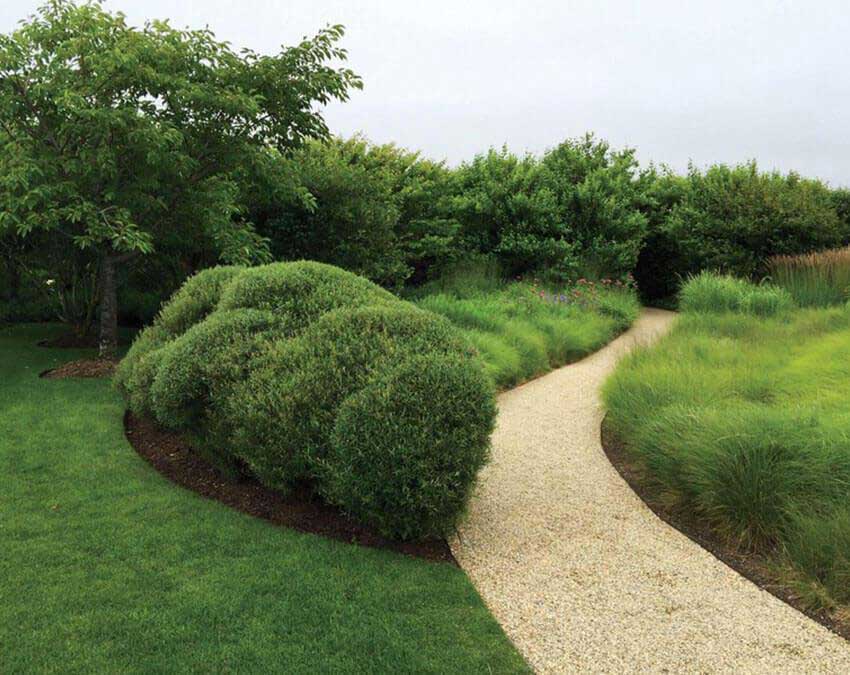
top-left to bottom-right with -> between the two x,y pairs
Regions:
46,279 -> 55,287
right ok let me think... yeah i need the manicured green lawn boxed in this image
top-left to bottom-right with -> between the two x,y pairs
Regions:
0,324 -> 527,673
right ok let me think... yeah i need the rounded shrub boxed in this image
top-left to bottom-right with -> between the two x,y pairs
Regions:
218,260 -> 395,337
156,266 -> 244,337
117,260 -> 496,540
150,309 -> 282,432
225,304 -> 476,492
124,343 -> 169,416
321,353 -> 496,540
114,323 -> 169,399
115,265 -> 244,400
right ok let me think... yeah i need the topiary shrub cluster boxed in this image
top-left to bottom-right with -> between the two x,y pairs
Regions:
116,260 -> 495,539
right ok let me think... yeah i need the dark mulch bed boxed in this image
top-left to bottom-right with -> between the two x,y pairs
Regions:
601,417 -> 850,642
124,412 -> 457,564
41,357 -> 118,379
37,333 -> 99,349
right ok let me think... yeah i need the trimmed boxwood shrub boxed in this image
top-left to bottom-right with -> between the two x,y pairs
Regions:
218,260 -> 395,336
322,353 -> 496,540
114,266 -> 242,398
156,266 -> 244,337
116,260 -> 495,540
150,309 -> 282,431
123,342 -> 168,416
114,324 -> 168,406
225,304 -> 477,491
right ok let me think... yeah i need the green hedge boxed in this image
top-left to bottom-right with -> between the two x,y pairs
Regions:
117,261 -> 495,540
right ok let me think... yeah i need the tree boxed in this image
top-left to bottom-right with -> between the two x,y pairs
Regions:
540,134 -> 648,279
451,147 -> 571,278
666,163 -> 843,276
246,136 -> 460,288
252,137 -> 408,287
0,0 -> 361,353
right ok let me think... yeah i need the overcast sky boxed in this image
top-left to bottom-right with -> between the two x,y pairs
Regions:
2,1 -> 849,186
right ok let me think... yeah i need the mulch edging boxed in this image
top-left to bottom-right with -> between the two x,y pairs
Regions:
124,412 -> 457,564
40,358 -> 118,379
600,417 -> 849,642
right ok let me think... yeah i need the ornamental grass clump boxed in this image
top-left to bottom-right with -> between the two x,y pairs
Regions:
678,271 -> 793,317
603,305 -> 850,613
117,261 -> 495,540
414,269 -> 639,388
769,246 -> 850,308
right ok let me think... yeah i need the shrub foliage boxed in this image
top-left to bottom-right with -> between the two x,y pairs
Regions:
323,354 -> 496,540
117,261 -> 495,539
636,163 -> 848,300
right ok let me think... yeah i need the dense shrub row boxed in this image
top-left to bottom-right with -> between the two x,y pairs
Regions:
635,164 -> 847,300
247,139 -> 850,304
7,133 -> 850,328
116,261 -> 496,540
246,134 -> 649,290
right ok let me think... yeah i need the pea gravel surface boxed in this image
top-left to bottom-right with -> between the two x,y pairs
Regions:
451,308 -> 850,673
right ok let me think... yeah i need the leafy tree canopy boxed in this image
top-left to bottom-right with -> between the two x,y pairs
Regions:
0,0 -> 361,349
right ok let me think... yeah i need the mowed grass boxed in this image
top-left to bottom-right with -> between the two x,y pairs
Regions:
415,273 -> 640,389
603,305 -> 850,613
0,324 -> 528,674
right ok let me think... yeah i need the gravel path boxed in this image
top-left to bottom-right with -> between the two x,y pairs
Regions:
451,308 -> 850,673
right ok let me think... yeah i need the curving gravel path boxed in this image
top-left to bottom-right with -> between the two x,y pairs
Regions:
451,308 -> 850,673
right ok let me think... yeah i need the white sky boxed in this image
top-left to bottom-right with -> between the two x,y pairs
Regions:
3,0 -> 849,186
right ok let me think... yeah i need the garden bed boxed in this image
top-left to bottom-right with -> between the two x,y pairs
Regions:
124,411 -> 456,563
602,272 -> 850,642
601,418 -> 849,641
41,357 -> 117,379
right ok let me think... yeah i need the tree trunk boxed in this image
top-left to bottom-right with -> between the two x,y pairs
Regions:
98,255 -> 118,357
